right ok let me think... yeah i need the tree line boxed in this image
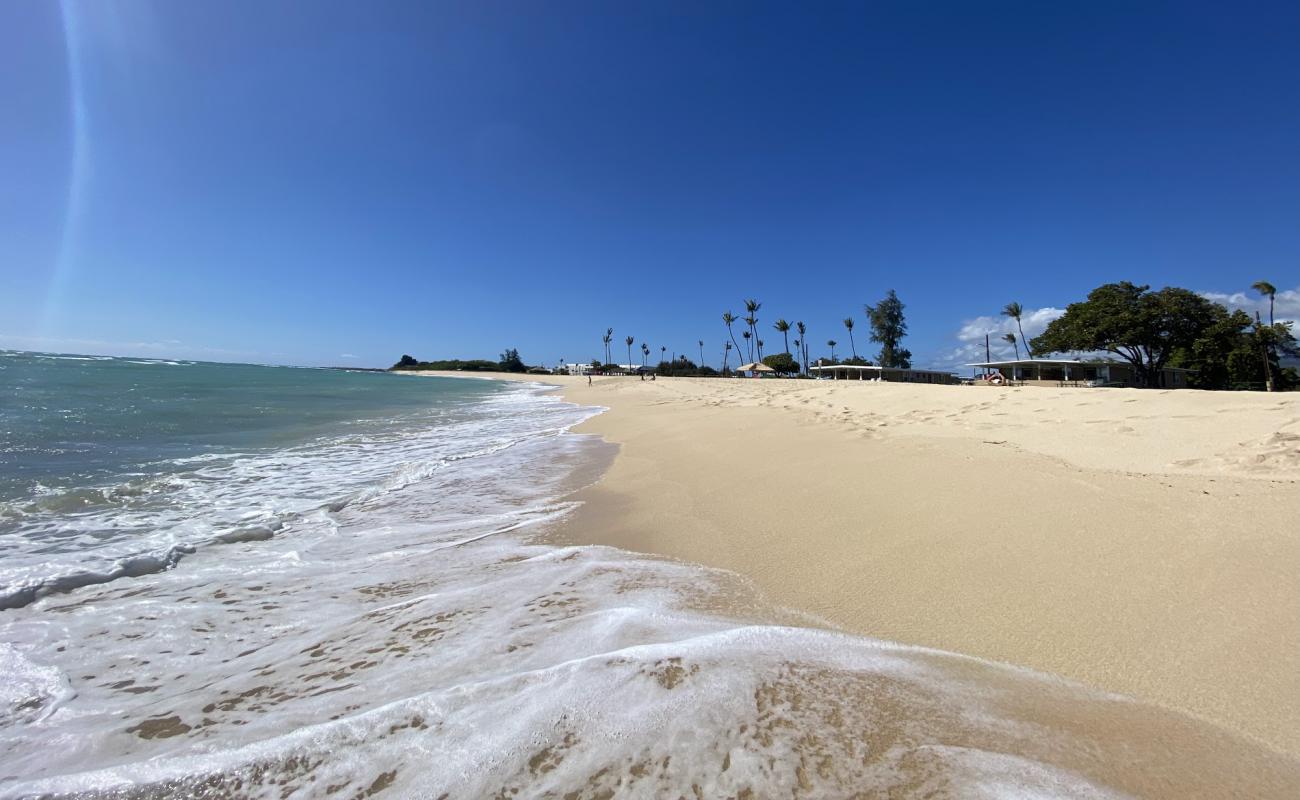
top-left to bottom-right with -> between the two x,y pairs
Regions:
600,290 -> 915,377
1028,280 -> 1296,390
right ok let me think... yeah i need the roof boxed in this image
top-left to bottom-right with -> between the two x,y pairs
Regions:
809,364 -> 956,375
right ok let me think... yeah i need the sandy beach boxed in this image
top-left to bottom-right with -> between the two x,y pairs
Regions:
423,370 -> 1300,761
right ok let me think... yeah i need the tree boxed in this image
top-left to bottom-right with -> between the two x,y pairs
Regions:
723,311 -> 744,362
499,349 -> 526,372
603,328 -> 614,365
1253,281 -> 1277,326
762,352 -> 800,375
742,330 -> 752,361
624,336 -> 635,369
641,342 -> 650,367
1002,332 -> 1020,360
827,339 -> 837,362
660,345 -> 667,364
843,317 -> 857,359
744,299 -> 762,360
698,340 -> 705,367
796,321 -> 807,375
1031,282 -> 1224,388
1175,308 -> 1298,390
1002,302 -> 1034,358
866,290 -> 912,368
773,319 -> 791,355
757,339 -> 765,359
395,354 -> 419,368
723,341 -> 733,372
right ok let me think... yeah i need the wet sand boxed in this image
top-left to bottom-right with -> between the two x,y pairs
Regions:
418,371 -> 1300,761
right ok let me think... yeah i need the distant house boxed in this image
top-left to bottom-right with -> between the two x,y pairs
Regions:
966,358 -> 1193,388
563,362 -> 594,376
808,364 -> 960,384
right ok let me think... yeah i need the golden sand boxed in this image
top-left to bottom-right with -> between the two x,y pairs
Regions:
420,371 -> 1300,759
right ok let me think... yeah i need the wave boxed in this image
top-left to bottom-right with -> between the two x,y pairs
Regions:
3,382 -> 1295,798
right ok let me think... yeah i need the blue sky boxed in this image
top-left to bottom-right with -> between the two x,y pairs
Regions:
2,1 -> 1297,369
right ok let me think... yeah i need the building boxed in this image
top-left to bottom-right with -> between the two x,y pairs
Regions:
965,358 -> 1193,388
562,362 -> 594,376
808,364 -> 960,384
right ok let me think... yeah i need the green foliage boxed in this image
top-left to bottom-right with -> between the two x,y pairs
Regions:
655,357 -> 719,377
498,348 -> 526,373
390,357 -> 501,372
866,290 -> 911,368
1176,312 -> 1298,390
761,352 -> 801,374
840,355 -> 871,366
1031,282 -> 1225,387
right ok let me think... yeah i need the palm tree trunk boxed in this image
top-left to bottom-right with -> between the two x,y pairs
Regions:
849,330 -> 856,359
1016,319 -> 1032,358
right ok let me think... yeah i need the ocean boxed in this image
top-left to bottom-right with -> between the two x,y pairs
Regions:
1,351 -> 1293,798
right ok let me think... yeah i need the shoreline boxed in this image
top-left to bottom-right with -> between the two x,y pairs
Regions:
410,370 -> 1300,759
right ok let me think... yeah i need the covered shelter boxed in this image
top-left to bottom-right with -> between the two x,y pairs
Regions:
808,364 -> 959,384
966,358 -> 1192,388
734,362 -> 775,377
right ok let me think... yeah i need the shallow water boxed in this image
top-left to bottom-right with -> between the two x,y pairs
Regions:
2,353 -> 1296,798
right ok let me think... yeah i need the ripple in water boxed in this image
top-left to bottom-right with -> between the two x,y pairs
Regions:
1,380 -> 1296,798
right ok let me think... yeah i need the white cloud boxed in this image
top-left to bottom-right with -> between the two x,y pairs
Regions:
1199,284 -> 1298,326
339,353 -> 358,359
929,306 -> 1065,370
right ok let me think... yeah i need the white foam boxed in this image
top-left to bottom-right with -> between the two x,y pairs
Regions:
0,383 -> 1263,798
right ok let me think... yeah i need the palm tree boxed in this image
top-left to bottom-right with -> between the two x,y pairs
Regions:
743,299 -> 761,361
827,339 -> 837,362
698,340 -> 705,366
723,341 -> 733,372
773,319 -> 791,354
742,330 -> 752,362
843,317 -> 857,359
603,328 -> 614,365
1002,303 -> 1032,358
625,335 -> 634,370
1002,332 -> 1020,360
1253,281 -> 1277,325
743,316 -> 757,360
641,342 -> 650,367
723,311 -> 744,362
757,339 -> 765,360
796,321 -> 807,375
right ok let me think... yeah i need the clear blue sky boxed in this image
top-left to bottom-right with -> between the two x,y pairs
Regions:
2,1 -> 1297,369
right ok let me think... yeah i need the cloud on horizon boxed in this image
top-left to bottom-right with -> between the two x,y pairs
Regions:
1199,284 -> 1299,326
930,306 -> 1065,370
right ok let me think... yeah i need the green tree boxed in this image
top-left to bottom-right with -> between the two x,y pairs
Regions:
773,319 -> 791,355
723,311 -> 744,363
1002,332 -> 1020,360
742,330 -> 752,361
866,290 -> 912,368
1002,302 -> 1033,358
499,348 -> 526,372
1031,282 -> 1224,388
723,341 -> 733,372
796,321 -> 808,375
602,328 -> 613,365
698,340 -> 705,366
761,352 -> 800,375
641,342 -> 650,367
843,317 -> 857,359
744,299 -> 762,360
625,336 -> 634,369
1252,281 -> 1277,325
827,339 -> 837,362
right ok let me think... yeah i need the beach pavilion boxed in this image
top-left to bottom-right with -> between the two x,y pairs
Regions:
808,364 -> 960,384
966,358 -> 1193,388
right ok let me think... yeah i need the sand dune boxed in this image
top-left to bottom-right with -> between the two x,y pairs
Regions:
424,371 -> 1300,759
